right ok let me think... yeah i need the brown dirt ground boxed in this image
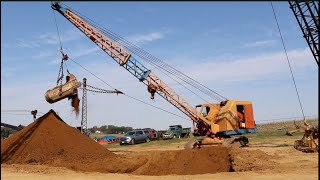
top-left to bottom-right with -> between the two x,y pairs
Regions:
1,110 -> 318,179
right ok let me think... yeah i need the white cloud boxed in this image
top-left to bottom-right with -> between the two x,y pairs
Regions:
143,7 -> 156,13
1,43 -> 10,48
126,29 -> 171,45
47,46 -> 101,65
70,46 -> 100,59
16,39 -> 41,48
243,40 -> 275,48
1,66 -> 24,78
1,46 -> 317,129
180,48 -> 314,85
115,17 -> 125,23
1,68 -> 12,78
36,29 -> 82,45
31,50 -> 55,59
203,28 -> 220,36
14,29 -> 82,49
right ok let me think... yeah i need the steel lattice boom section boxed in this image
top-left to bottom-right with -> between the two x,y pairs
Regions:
52,3 -> 203,123
289,1 -> 319,66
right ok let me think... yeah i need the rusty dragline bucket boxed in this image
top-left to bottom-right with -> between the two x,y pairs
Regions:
45,74 -> 81,104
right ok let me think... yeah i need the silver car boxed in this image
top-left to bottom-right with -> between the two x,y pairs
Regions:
119,130 -> 150,145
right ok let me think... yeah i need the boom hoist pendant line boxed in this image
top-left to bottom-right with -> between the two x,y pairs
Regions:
44,49 -> 82,115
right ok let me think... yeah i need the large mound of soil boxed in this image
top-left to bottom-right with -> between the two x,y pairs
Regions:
229,147 -> 277,172
1,110 -> 116,165
132,146 -> 231,175
1,109 -> 276,175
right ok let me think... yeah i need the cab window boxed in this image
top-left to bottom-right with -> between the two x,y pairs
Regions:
202,106 -> 210,116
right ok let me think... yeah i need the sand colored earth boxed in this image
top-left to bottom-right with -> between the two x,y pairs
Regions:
1,110 -> 317,179
1,110 -> 266,175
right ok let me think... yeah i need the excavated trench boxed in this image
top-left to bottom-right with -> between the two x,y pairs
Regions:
1,110 -> 276,175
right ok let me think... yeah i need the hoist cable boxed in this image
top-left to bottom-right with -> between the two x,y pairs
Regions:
96,25 -> 222,102
270,2 -> 306,120
123,94 -> 192,122
52,9 -> 63,50
97,27 -> 211,103
79,84 -> 123,94
62,3 -> 226,102
93,23 -> 226,102
63,5 -> 211,103
1,112 -> 44,116
51,3 -> 211,122
1,110 -> 45,115
56,60 -> 64,86
68,57 -> 116,90
68,56 -> 192,122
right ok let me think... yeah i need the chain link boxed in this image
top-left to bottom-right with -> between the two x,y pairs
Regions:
56,60 -> 64,86
79,84 -> 123,94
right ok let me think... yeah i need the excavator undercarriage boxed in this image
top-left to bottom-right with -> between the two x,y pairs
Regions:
184,135 -> 249,149
293,126 -> 318,153
286,120 -> 318,153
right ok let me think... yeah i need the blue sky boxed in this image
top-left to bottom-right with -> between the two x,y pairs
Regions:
1,2 -> 318,130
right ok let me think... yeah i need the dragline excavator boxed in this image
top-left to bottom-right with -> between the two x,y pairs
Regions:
51,2 -> 257,147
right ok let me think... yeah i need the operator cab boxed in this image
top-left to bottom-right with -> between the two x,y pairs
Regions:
195,103 -> 221,119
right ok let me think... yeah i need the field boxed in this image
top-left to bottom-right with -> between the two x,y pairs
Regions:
1,126 -> 318,180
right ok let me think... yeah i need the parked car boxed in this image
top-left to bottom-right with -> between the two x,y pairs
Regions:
162,125 -> 191,140
119,130 -> 150,145
143,130 -> 151,139
142,128 -> 160,140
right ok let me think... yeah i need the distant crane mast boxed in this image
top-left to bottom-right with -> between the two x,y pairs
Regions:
289,0 -> 319,66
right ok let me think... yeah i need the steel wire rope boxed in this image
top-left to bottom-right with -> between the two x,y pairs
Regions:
123,94 -> 192,122
92,22 -> 226,102
53,7 -> 73,86
92,25 -> 211,103
92,25 -> 217,103
63,4 -> 211,103
52,3 -> 201,122
67,57 -> 192,122
1,110 -> 45,115
89,21 -> 226,101
1,112 -> 44,116
68,58 -> 116,90
62,3 -> 226,102
52,9 -> 63,49
270,2 -> 306,120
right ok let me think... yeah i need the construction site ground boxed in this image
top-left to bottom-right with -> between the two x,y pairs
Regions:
1,111 -> 318,180
2,133 -> 318,180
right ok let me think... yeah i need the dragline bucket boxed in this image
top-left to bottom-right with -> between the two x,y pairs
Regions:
45,74 -> 81,104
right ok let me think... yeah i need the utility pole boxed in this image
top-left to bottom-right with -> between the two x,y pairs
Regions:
79,77 -> 123,135
81,78 -> 87,134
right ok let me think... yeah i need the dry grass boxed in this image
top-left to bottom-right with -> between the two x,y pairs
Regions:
256,119 -> 318,131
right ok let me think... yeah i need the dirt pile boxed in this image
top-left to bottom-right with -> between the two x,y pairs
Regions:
132,146 -> 231,175
229,147 -> 278,172
1,110 -> 117,166
1,109 -> 277,175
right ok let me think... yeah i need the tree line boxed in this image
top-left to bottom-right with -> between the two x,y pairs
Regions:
89,125 -> 133,134
1,127 -> 17,140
